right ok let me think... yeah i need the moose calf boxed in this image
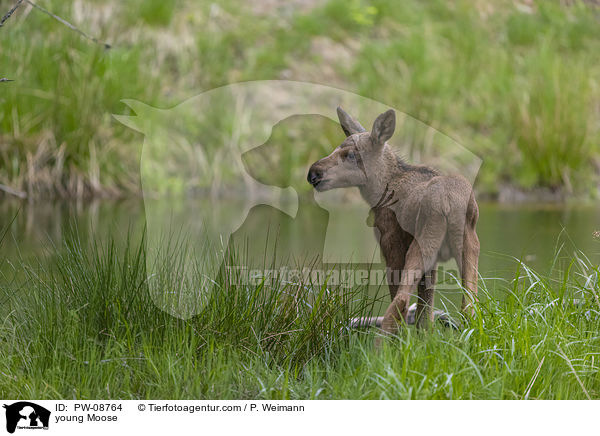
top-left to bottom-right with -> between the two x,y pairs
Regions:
307,107 -> 480,336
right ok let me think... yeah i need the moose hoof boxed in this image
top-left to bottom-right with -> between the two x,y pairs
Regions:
406,303 -> 417,324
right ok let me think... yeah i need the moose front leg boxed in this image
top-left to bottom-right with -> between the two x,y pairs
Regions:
381,213 -> 446,336
381,243 -> 426,335
415,267 -> 437,330
385,258 -> 404,301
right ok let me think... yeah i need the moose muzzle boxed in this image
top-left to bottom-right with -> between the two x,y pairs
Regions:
307,163 -> 324,187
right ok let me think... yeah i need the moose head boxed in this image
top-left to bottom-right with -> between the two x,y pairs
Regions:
307,107 -> 396,192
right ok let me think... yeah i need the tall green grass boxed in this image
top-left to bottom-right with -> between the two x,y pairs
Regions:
351,0 -> 600,193
1,227 -> 599,399
0,229 -> 377,398
1,0 -> 599,198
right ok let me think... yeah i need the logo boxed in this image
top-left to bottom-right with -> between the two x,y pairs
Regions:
114,81 -> 482,319
3,402 -> 50,434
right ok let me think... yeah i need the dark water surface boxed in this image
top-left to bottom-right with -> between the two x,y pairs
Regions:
1,199 -> 599,312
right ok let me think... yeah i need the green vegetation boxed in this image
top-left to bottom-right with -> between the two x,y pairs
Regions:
1,227 -> 599,399
2,0 -> 599,401
1,0 -> 599,199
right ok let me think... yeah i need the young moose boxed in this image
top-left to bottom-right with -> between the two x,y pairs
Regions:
307,107 -> 480,336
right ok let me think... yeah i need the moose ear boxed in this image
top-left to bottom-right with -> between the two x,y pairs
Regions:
336,106 -> 366,137
371,109 -> 395,146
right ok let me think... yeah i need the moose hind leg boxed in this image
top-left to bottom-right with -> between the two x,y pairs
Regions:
416,267 -> 437,330
461,227 -> 480,314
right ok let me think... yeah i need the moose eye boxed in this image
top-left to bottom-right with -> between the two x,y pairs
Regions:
347,151 -> 356,160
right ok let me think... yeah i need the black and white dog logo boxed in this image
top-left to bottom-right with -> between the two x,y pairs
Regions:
3,402 -> 50,433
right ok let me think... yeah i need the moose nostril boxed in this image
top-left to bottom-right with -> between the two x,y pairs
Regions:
307,167 -> 322,184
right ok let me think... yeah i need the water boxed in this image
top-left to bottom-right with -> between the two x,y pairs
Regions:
1,199 -> 599,313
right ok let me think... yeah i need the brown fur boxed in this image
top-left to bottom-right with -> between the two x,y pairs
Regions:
308,107 -> 480,337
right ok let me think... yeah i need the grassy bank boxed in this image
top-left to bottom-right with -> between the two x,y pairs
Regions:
1,229 -> 599,399
1,0 -> 599,199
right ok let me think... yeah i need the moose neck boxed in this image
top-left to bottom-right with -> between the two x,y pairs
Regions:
358,145 -> 427,208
